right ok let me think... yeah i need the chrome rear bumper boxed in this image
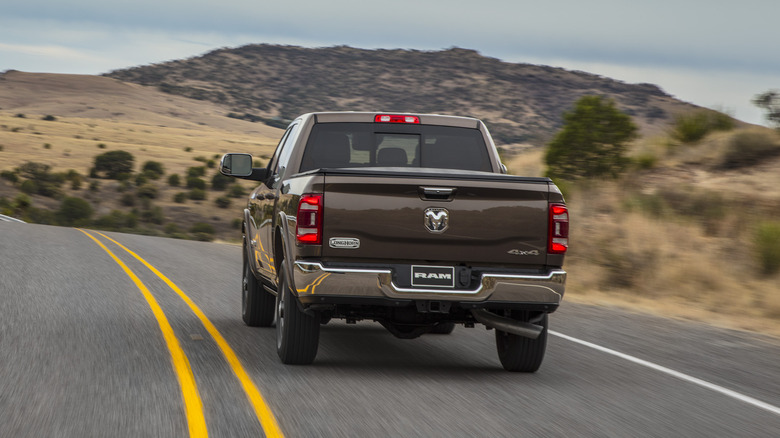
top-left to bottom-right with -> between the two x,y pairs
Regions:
293,261 -> 565,305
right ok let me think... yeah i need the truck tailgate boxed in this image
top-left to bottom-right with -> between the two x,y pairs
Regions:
319,169 -> 551,266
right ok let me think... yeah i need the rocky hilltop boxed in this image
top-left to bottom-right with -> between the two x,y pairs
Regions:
105,45 -> 703,146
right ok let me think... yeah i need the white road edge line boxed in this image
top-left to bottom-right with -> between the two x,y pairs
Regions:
550,330 -> 780,417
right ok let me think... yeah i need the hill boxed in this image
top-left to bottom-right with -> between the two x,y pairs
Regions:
103,44 -> 707,147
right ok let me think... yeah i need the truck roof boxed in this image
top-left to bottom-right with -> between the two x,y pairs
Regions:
306,112 -> 481,129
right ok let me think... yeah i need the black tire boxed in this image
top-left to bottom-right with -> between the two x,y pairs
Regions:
429,321 -> 456,334
276,261 -> 320,365
242,237 -> 275,327
495,313 -> 548,372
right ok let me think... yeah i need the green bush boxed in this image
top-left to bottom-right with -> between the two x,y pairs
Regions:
136,184 -> 158,199
57,197 -> 93,226
174,192 -> 187,203
186,176 -> 206,190
720,131 -> 780,169
671,111 -> 734,144
20,180 -> 39,194
187,166 -> 206,178
120,193 -> 136,207
215,196 -> 231,208
190,222 -> 216,241
141,161 -> 165,179
93,210 -> 138,231
755,222 -> 780,276
189,188 -> 207,200
42,115 -> 57,121
228,183 -> 246,198
168,173 -> 181,187
211,173 -> 232,191
1,170 -> 19,184
140,206 -> 164,224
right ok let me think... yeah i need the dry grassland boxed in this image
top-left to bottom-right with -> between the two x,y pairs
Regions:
504,130 -> 780,337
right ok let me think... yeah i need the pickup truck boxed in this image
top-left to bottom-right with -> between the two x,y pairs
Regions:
219,112 -> 568,372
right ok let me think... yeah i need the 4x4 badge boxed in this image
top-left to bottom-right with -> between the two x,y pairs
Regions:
424,208 -> 449,233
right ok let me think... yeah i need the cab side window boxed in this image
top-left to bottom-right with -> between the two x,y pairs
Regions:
265,122 -> 300,187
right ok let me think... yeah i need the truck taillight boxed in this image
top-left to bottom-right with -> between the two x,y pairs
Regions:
296,194 -> 323,245
374,114 -> 420,124
549,204 -> 568,254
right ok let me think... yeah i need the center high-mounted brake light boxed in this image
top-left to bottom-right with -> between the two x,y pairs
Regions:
548,204 -> 569,254
296,194 -> 323,245
374,114 -> 420,124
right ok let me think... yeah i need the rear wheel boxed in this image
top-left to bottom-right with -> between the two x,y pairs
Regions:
241,237 -> 275,327
495,313 -> 548,372
276,261 -> 320,364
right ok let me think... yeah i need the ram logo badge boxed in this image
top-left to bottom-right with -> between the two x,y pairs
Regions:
424,208 -> 449,233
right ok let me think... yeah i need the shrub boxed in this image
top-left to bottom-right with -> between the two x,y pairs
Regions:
189,188 -> 207,200
184,146 -> 193,152
93,150 -> 134,179
168,173 -> 181,186
43,143 -> 51,149
174,192 -> 187,203
211,172 -> 232,191
1,170 -> 18,184
42,115 -> 57,121
141,161 -> 165,179
215,196 -> 231,208
20,180 -> 39,194
228,183 -> 246,198
190,222 -> 216,241
134,173 -> 148,186
231,218 -> 242,229
186,176 -> 206,190
671,111 -> 734,144
136,184 -> 158,199
120,193 -> 136,207
755,222 -> 780,276
97,143 -> 107,149
187,166 -> 206,178
93,210 -> 137,231
140,206 -> 164,224
720,131 -> 780,169
57,197 -> 93,226
89,181 -> 100,192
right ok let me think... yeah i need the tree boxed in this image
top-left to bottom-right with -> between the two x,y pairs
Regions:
753,90 -> 780,128
545,95 -> 638,180
93,150 -> 135,179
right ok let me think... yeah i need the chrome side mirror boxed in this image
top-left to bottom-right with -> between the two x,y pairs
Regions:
220,153 -> 253,177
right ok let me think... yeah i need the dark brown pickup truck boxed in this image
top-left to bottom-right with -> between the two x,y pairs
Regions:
220,112 -> 568,372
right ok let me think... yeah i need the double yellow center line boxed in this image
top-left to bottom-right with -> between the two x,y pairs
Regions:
79,229 -> 283,438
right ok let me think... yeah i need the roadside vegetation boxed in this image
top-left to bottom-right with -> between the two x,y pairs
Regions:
0,112 -> 277,241
507,96 -> 780,334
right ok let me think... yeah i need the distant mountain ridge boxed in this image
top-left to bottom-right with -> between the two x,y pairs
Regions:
105,44 -> 702,146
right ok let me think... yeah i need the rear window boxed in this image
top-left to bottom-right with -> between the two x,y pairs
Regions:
299,123 -> 492,172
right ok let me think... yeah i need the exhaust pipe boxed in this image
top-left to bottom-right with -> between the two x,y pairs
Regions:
471,309 -> 543,339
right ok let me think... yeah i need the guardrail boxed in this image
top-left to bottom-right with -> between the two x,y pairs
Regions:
0,214 -> 25,223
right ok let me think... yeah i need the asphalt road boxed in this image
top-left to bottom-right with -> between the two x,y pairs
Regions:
2,222 -> 779,437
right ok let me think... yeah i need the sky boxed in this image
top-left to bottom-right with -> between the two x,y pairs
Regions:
0,0 -> 777,126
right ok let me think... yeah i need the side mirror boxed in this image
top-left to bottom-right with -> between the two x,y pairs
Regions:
219,153 -> 269,181
220,153 -> 253,177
